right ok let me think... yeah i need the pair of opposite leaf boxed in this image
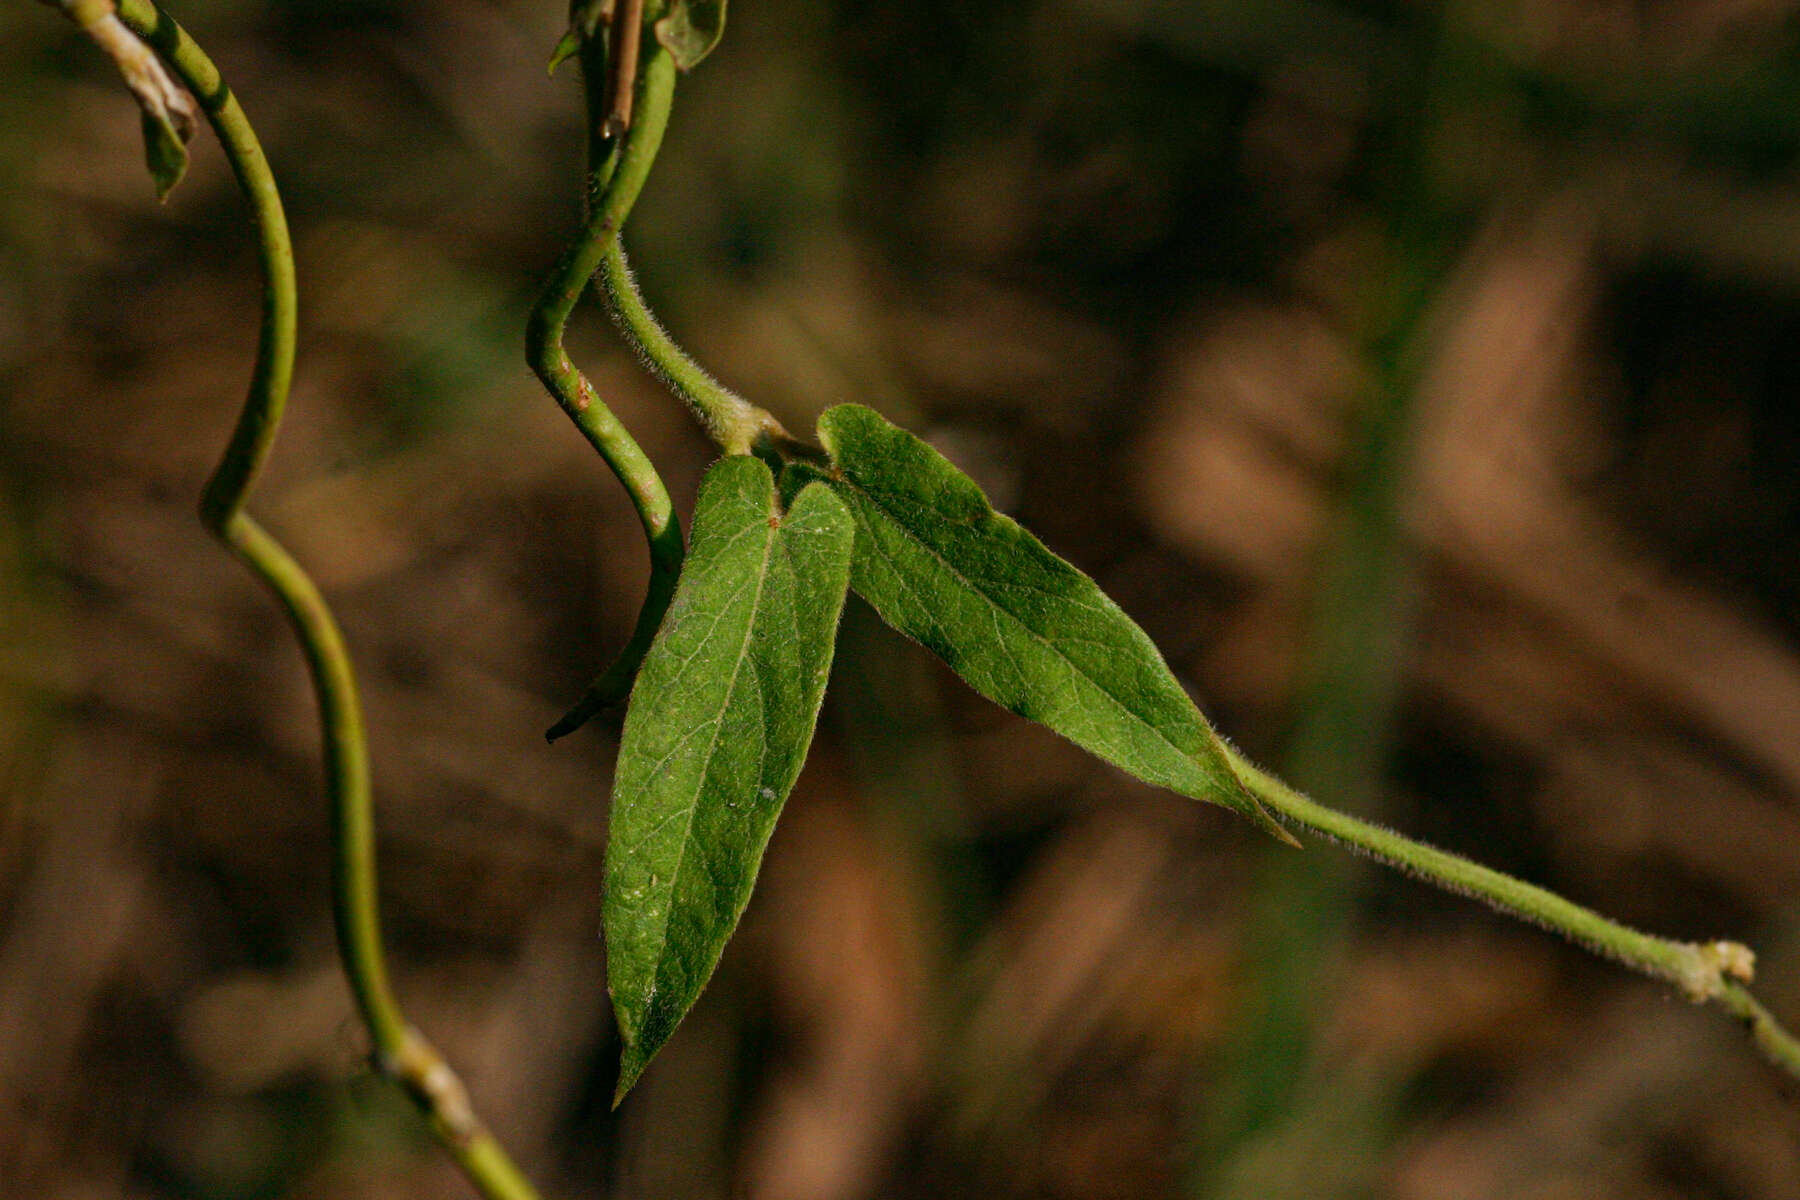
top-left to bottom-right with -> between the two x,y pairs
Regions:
602,402 -> 1292,1102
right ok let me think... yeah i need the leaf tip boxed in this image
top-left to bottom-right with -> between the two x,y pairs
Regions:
1258,806 -> 1302,848
611,1044 -> 651,1108
142,109 -> 190,202
544,710 -> 584,743
546,30 -> 580,75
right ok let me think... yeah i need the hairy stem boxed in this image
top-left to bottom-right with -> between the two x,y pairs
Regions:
1227,744 -> 1800,1077
528,30 -> 684,739
596,237 -> 780,457
105,4 -> 543,1196
534,26 -> 786,738
580,27 -> 787,456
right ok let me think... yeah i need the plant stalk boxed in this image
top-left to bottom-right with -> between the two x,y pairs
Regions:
528,27 -> 685,739
106,3 -> 544,1196
533,24 -> 786,738
1227,744 -> 1800,1077
595,237 -> 785,457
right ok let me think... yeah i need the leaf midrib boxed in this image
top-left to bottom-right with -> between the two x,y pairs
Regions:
624,504 -> 779,1033
839,471 -> 1221,789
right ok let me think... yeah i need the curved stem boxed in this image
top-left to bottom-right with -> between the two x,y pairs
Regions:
532,31 -> 794,737
1226,744 -> 1800,1077
528,37 -> 684,738
107,0 -> 289,535
578,39 -> 784,456
596,238 -> 781,457
107,4 -> 543,1196
223,515 -> 400,1047
567,20 -> 788,458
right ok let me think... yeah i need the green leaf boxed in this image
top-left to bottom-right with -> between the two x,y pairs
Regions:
797,403 -> 1292,843
62,5 -> 195,200
653,0 -> 726,71
140,106 -> 188,201
547,0 -> 611,75
605,454 -> 853,1103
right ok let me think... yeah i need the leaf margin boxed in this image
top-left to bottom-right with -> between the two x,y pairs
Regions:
796,402 -> 1293,845
653,0 -> 727,70
604,453 -> 854,1104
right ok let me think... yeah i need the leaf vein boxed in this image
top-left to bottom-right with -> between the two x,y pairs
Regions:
840,476 -> 1205,774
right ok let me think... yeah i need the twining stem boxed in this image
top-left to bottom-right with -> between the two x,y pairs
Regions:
529,30 -> 683,740
572,15 -> 787,457
1226,745 -> 1800,1077
532,24 -> 782,738
564,21 -> 1800,1083
581,44 -> 786,458
86,0 -> 1798,1135
104,4 -> 543,1197
533,34 -> 774,457
595,238 -> 781,457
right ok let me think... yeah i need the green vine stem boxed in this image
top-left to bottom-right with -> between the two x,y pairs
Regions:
67,3 -> 1796,1158
552,10 -> 1800,1088
595,237 -> 789,458
581,38 -> 785,457
562,11 -> 787,459
529,28 -> 684,740
1225,745 -> 1800,1077
95,4 -> 544,1197
532,21 -> 787,739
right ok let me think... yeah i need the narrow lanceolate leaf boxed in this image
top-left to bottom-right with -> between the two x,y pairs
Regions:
796,403 -> 1292,843
547,0 -> 611,75
653,0 -> 726,70
605,454 -> 852,1103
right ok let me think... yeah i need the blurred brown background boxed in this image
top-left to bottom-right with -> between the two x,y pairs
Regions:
4,0 -> 1800,1196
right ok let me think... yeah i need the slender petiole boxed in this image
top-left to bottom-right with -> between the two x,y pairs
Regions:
584,37 -> 790,456
1225,744 -> 1800,1078
596,237 -> 783,457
